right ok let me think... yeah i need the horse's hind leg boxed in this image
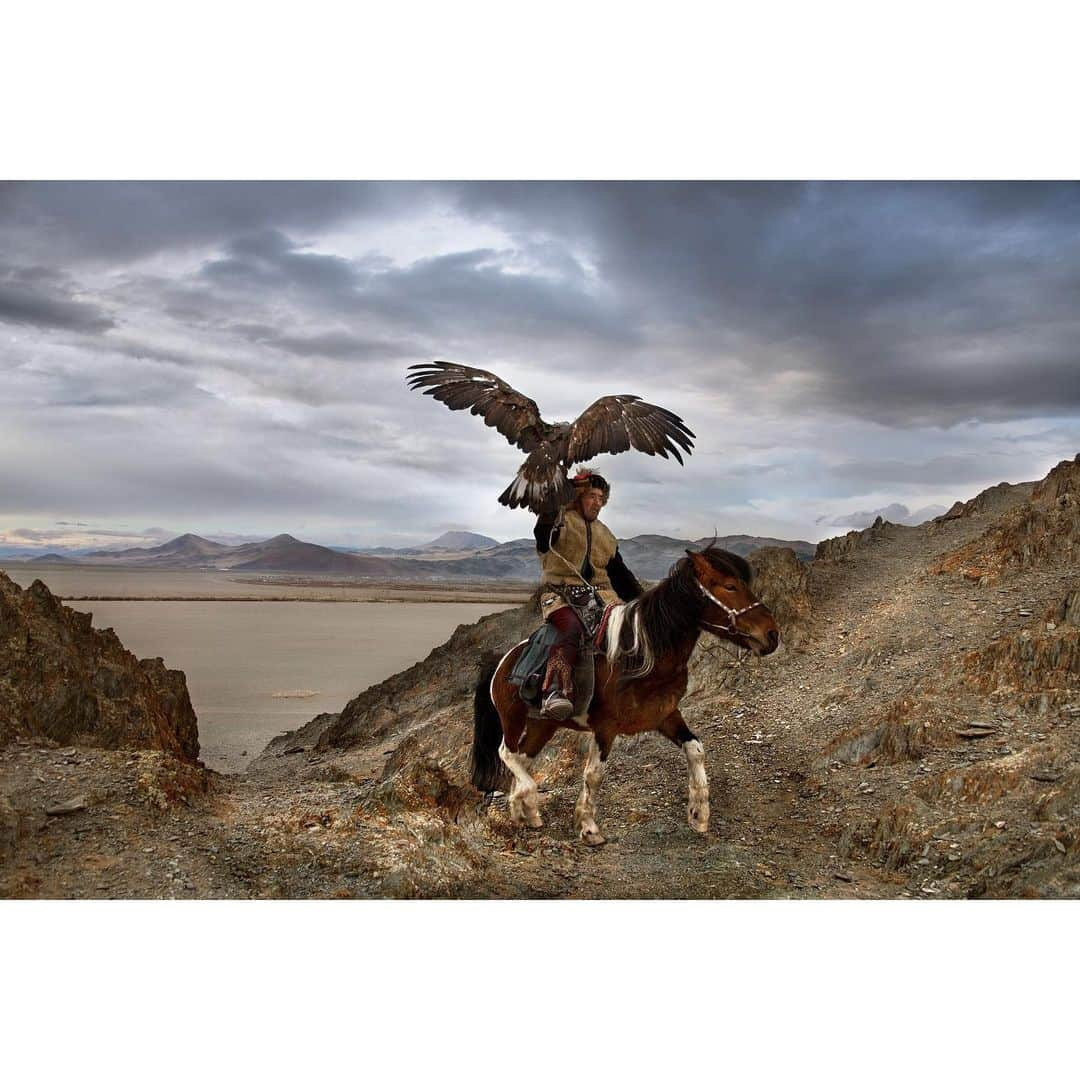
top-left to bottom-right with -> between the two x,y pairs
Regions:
659,710 -> 709,835
574,735 -> 610,846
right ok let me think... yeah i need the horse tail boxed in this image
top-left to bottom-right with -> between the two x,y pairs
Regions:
470,651 -> 508,791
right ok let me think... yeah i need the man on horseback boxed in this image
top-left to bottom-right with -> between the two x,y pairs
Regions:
533,470 -> 643,721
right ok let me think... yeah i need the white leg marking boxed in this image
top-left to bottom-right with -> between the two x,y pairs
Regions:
574,738 -> 607,845
684,738 -> 709,834
498,739 -> 542,828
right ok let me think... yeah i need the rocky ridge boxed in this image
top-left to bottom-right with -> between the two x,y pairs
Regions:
0,571 -> 199,760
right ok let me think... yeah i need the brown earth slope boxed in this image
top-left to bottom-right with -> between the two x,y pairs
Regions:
1,459 -> 1076,898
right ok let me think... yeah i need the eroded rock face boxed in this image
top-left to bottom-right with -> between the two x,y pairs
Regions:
931,455 -> 1080,584
745,546 -> 813,649
817,594 -> 1079,896
822,607 -> 1080,770
1032,453 -> 1080,504
815,515 -> 894,561
0,571 -> 199,760
934,480 -> 1030,523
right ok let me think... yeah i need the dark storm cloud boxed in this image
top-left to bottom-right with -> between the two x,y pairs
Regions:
0,181 -> 427,263
447,182 -> 1080,424
198,229 -> 635,348
200,228 -> 364,297
359,248 -> 637,346
0,264 -> 114,332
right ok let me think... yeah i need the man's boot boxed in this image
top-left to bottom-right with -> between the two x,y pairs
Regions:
540,642 -> 576,721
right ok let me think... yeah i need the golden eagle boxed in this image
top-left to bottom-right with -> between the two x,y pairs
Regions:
406,361 -> 695,514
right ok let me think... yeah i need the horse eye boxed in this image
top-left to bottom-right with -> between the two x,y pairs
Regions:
725,584 -> 736,591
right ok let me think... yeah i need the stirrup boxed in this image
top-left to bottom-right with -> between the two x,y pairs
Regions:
540,692 -> 574,721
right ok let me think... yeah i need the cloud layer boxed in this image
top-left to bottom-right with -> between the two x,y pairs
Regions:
1,182 -> 1077,550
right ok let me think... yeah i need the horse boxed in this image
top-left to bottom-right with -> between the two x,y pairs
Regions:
470,545 -> 781,845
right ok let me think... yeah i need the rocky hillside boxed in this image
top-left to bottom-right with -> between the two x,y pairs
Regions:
1,457 -> 1076,898
930,453 -> 1079,585
0,571 -> 199,760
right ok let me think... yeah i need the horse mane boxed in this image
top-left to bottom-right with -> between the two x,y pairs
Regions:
605,543 -> 752,679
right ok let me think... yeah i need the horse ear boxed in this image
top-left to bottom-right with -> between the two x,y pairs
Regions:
686,549 -> 711,579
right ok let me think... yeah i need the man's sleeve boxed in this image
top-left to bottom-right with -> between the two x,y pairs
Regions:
534,513 -> 560,554
608,547 -> 643,601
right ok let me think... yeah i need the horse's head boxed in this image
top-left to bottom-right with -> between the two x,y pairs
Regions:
686,548 -> 780,656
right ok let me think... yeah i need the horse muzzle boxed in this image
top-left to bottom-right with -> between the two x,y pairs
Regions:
749,627 -> 780,656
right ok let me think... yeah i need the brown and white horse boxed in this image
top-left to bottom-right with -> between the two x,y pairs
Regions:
471,546 -> 780,844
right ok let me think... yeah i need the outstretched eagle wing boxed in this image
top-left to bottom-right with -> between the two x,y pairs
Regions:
406,362 -> 548,453
497,438 -> 574,516
565,395 -> 695,466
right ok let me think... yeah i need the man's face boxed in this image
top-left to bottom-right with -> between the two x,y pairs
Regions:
579,487 -> 605,521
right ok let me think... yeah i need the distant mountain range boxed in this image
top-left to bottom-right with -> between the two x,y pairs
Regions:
351,530 -> 500,556
2,528 -> 814,581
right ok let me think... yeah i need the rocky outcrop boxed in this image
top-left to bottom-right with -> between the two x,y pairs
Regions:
1032,453 -> 1080,504
745,546 -> 813,648
822,603 -> 1079,769
933,480 -> 1032,523
859,749 -> 1078,897
815,515 -> 897,561
816,586 -> 1079,896
960,624 -> 1080,714
1051,589 -> 1080,628
931,456 -> 1080,584
0,571 -> 199,760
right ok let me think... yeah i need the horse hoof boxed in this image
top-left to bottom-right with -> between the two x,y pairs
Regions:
688,814 -> 709,835
581,828 -> 607,847
525,812 -> 544,829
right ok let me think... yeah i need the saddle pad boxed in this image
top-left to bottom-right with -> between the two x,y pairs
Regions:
508,622 -> 559,687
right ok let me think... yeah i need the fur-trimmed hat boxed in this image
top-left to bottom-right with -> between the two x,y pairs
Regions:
571,468 -> 610,504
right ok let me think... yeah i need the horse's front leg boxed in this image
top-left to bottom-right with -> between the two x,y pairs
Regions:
574,735 -> 610,846
498,739 -> 543,828
659,711 -> 709,834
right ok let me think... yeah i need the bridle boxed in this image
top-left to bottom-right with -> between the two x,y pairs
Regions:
696,579 -> 764,639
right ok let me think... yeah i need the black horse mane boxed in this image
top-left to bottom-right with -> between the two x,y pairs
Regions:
614,544 -> 753,675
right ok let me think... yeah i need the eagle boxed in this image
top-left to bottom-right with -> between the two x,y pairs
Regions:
406,361 -> 695,515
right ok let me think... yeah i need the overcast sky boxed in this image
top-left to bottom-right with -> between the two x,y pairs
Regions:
1,181 -> 1078,552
